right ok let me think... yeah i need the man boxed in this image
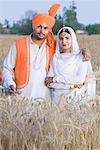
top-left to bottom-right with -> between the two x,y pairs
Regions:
2,3 -> 90,100
3,3 -> 60,100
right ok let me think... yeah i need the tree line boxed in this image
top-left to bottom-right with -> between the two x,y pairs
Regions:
0,1 -> 100,35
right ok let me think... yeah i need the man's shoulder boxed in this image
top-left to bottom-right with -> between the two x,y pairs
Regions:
15,36 -> 28,43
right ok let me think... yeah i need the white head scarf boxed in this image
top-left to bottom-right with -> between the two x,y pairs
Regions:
53,26 -> 82,75
56,26 -> 80,55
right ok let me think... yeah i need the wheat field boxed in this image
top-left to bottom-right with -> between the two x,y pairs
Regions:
0,34 -> 100,150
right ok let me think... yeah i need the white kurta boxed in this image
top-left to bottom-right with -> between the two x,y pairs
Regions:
3,35 -> 50,101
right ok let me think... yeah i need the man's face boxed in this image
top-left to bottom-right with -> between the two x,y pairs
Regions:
33,23 -> 50,40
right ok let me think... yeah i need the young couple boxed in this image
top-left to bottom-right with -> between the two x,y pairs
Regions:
2,3 -> 96,102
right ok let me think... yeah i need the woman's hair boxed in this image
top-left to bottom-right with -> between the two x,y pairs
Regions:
59,28 -> 71,36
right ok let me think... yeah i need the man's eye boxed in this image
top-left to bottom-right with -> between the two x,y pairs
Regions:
44,27 -> 48,30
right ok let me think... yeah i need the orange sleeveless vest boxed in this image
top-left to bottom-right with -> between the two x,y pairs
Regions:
15,34 -> 56,89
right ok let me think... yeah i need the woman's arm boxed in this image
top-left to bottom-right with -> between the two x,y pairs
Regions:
67,61 -> 88,84
54,61 -> 88,85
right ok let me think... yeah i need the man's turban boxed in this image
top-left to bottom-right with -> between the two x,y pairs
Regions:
32,3 -> 60,29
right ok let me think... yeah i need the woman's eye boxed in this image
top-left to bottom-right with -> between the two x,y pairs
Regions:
65,37 -> 69,39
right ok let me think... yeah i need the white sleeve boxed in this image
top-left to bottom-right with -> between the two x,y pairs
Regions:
54,61 -> 88,84
53,75 -> 65,83
47,61 -> 54,77
64,61 -> 88,84
3,43 -> 17,88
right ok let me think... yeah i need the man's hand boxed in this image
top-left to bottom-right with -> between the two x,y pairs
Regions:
81,48 -> 91,61
9,85 -> 16,94
45,77 -> 53,87
0,70 -> 3,85
8,85 -> 21,95
0,76 -> 2,85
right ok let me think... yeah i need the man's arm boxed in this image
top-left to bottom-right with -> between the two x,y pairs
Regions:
3,43 -> 17,91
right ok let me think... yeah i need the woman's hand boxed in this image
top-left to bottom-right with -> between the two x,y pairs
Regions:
45,77 -> 53,87
74,83 -> 84,89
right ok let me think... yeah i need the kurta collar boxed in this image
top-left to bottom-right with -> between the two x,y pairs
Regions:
29,33 -> 47,48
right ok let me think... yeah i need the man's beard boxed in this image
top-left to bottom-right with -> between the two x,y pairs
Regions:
33,32 -> 46,40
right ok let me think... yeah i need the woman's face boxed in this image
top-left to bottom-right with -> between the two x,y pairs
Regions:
59,31 -> 72,53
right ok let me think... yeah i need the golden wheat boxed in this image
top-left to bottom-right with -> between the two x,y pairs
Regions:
0,85 -> 100,150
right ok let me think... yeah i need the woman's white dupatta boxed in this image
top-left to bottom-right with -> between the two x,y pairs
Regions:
85,61 -> 96,100
49,27 -> 96,100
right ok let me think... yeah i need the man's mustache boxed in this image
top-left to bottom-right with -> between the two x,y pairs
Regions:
38,32 -> 45,36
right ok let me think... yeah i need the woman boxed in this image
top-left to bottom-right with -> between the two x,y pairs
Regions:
45,27 -> 96,103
